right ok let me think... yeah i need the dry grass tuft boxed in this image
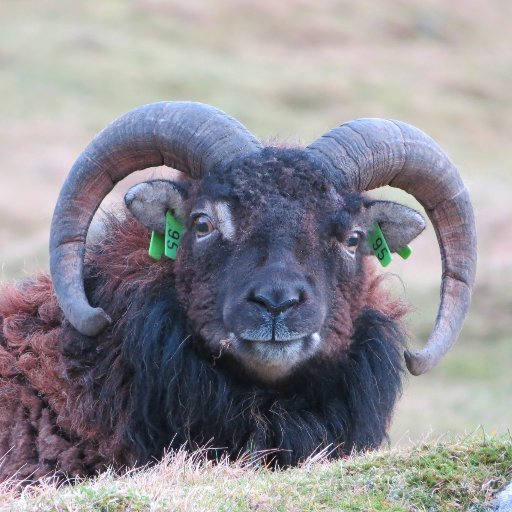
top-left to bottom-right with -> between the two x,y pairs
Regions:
1,434 -> 511,511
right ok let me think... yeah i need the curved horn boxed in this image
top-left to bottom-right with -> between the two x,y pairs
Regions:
50,101 -> 262,337
307,119 -> 477,375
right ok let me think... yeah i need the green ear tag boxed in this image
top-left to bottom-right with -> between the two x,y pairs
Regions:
368,223 -> 393,267
396,245 -> 412,260
148,231 -> 165,260
164,211 -> 185,260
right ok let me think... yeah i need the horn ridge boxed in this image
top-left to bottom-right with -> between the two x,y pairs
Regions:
50,101 -> 262,336
307,118 -> 477,375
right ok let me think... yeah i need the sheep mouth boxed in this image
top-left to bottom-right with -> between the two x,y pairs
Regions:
238,338 -> 305,353
237,319 -> 315,344
239,333 -> 307,345
226,332 -> 322,381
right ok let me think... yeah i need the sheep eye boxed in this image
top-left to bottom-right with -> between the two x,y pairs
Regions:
193,215 -> 215,238
345,232 -> 360,253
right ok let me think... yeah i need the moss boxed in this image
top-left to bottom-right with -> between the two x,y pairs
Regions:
3,435 -> 510,511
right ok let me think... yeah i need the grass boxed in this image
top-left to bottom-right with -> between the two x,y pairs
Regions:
1,434 -> 511,511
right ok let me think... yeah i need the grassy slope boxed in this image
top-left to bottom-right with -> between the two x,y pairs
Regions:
2,435 -> 511,511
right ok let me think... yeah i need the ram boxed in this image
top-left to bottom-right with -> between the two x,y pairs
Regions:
0,102 -> 476,482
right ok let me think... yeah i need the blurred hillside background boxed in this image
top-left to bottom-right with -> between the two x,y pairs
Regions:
0,0 -> 510,446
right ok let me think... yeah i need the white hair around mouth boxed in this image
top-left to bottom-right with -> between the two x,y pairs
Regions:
227,332 -> 322,383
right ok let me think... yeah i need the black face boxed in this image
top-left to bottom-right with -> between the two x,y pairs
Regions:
174,148 -> 370,383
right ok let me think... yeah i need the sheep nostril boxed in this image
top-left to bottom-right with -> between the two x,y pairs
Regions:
248,287 -> 303,315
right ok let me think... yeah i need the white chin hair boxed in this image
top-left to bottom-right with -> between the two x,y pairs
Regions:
230,332 -> 322,383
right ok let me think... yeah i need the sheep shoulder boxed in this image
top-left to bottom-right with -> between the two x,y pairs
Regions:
0,216 -> 158,481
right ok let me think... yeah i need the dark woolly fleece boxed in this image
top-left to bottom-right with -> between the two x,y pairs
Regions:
0,216 -> 405,482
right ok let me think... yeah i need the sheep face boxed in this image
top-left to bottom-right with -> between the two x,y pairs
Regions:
126,148 -> 424,383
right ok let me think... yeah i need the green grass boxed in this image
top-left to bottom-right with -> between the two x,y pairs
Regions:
2,435 -> 511,511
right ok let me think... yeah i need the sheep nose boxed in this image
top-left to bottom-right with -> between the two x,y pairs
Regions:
249,285 -> 304,315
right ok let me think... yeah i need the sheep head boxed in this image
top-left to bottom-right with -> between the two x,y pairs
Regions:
49,102 -> 477,377
124,149 -> 425,382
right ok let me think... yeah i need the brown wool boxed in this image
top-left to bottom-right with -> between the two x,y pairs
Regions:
0,216 -> 408,481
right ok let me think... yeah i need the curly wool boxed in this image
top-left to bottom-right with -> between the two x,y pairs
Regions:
0,216 -> 406,482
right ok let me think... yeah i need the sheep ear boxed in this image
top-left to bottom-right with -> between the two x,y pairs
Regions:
366,200 -> 426,252
124,180 -> 188,234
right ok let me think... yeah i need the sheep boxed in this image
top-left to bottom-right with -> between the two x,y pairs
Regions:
0,101 -> 476,482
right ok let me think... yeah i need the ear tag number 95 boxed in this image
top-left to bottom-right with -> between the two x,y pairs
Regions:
368,223 -> 393,267
164,211 -> 185,259
148,211 -> 185,261
368,224 -> 413,267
